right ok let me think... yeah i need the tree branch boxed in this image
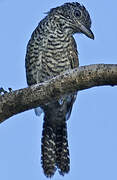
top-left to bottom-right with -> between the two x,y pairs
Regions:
0,64 -> 117,123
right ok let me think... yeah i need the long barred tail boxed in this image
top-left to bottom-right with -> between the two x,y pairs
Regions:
41,119 -> 56,177
56,121 -> 70,175
41,116 -> 70,177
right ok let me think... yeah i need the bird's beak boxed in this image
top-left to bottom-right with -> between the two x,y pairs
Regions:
79,24 -> 94,40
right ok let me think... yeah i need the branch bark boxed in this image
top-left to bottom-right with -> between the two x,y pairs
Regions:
0,64 -> 117,123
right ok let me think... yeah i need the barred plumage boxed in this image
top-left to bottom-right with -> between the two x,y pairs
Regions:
25,2 -> 94,177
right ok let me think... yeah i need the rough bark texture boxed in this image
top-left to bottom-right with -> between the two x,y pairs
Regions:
0,64 -> 117,123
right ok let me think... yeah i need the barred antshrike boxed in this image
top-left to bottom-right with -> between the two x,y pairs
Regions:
25,2 -> 94,177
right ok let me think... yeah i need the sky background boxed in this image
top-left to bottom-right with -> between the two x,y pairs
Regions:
0,0 -> 117,180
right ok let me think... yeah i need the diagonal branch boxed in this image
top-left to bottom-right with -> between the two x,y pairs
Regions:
0,64 -> 117,123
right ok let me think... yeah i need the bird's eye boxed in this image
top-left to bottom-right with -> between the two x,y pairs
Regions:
74,10 -> 81,18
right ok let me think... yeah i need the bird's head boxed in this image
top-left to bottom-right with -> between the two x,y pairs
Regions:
48,2 -> 94,39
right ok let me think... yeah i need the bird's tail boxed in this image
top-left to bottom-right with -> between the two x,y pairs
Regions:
41,115 -> 70,177
41,117 -> 56,177
56,121 -> 70,175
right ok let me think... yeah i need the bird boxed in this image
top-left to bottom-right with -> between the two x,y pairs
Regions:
25,2 -> 94,178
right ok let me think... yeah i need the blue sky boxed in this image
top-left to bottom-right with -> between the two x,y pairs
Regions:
0,0 -> 117,180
